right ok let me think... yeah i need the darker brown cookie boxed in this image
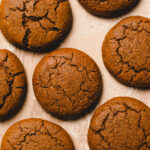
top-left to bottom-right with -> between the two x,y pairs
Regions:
88,97 -> 150,150
0,49 -> 26,119
33,48 -> 102,120
1,118 -> 75,150
78,0 -> 139,17
0,0 -> 72,51
102,16 -> 150,88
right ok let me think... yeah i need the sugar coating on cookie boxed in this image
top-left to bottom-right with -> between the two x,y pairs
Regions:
88,97 -> 150,150
0,49 -> 26,118
78,0 -> 138,17
0,0 -> 72,50
33,48 -> 102,120
102,16 -> 150,88
1,118 -> 75,150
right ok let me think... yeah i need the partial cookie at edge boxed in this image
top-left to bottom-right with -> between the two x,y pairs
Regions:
0,0 -> 72,51
0,49 -> 27,119
88,97 -> 150,150
1,118 -> 75,150
78,0 -> 139,17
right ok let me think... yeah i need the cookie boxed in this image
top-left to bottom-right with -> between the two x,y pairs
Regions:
102,16 -> 150,88
0,0 -> 72,51
1,118 -> 75,150
78,0 -> 139,17
33,48 -> 102,120
88,97 -> 150,150
0,49 -> 26,119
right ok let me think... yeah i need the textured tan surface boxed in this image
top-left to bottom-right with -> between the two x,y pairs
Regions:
88,97 -> 150,150
0,49 -> 26,118
1,118 -> 74,150
0,0 -> 72,50
33,48 -> 102,120
102,16 -> 150,88
0,0 -> 150,150
78,0 -> 138,17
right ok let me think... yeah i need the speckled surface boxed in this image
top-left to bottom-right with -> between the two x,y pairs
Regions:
0,0 -> 150,149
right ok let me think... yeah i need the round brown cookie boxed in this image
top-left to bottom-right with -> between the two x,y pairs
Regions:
88,97 -> 150,150
0,49 -> 26,119
102,16 -> 150,88
0,0 -> 72,51
78,0 -> 139,17
1,118 -> 75,150
33,48 -> 102,120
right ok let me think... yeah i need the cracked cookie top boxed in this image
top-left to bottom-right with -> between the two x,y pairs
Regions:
0,49 -> 26,119
1,118 -> 75,150
78,0 -> 138,17
88,97 -> 150,150
0,0 -> 72,51
33,48 -> 102,120
102,16 -> 150,88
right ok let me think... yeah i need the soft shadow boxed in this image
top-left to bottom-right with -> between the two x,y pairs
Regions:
110,72 -> 150,91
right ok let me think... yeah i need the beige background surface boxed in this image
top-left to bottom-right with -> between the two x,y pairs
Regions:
0,0 -> 150,149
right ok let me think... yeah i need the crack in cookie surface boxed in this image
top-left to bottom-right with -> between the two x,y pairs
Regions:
102,16 -> 150,88
33,49 -> 102,119
78,0 -> 138,17
0,50 -> 26,117
0,0 -> 72,50
1,119 -> 74,150
88,97 -> 150,150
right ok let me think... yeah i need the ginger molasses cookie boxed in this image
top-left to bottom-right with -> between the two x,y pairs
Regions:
102,16 -> 150,88
33,48 -> 102,120
1,118 -> 75,150
0,49 -> 26,119
88,97 -> 150,150
78,0 -> 138,17
0,0 -> 72,51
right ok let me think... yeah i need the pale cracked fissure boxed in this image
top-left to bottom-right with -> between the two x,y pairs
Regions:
0,53 -> 24,109
5,0 -> 67,48
90,103 -> 150,150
